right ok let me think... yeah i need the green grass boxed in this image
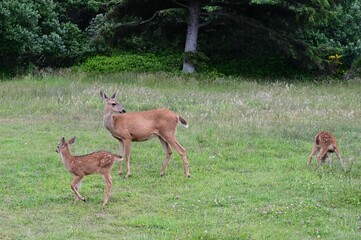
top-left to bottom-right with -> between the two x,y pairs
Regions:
1,72 -> 361,239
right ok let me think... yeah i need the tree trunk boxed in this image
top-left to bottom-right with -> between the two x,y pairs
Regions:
182,0 -> 201,74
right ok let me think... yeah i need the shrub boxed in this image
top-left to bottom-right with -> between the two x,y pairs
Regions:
0,0 -> 92,75
77,53 -> 182,73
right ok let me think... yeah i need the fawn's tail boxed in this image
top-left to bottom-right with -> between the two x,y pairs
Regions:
179,116 -> 188,128
114,155 -> 123,161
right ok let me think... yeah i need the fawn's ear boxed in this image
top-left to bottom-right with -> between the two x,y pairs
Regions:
68,136 -> 76,145
111,92 -> 117,99
100,91 -> 109,100
59,137 -> 65,146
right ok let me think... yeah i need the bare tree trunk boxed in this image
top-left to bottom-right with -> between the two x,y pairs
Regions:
182,0 -> 200,74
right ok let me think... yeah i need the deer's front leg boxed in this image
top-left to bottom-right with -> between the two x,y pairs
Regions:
317,148 -> 328,167
307,146 -> 318,166
71,175 -> 86,203
123,140 -> 132,178
118,140 -> 125,175
73,179 -> 83,204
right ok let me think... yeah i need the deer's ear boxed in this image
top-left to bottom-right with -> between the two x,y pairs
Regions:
60,137 -> 65,145
69,136 -> 76,145
100,91 -> 108,100
111,92 -> 116,99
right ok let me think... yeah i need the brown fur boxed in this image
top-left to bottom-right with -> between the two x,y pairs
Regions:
56,136 -> 122,206
100,91 -> 190,178
307,131 -> 345,169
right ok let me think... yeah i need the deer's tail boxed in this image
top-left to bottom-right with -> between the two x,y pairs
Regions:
178,116 -> 188,128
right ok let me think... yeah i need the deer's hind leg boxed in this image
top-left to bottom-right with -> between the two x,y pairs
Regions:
334,147 -> 346,170
162,134 -> 190,178
159,137 -> 172,177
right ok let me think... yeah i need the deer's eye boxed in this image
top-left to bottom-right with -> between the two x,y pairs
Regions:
112,103 -> 116,106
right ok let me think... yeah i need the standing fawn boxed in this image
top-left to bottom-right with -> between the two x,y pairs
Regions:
100,91 -> 190,178
307,131 -> 345,169
56,136 -> 123,206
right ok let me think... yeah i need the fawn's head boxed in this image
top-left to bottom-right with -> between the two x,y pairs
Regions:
100,91 -> 126,114
56,136 -> 76,153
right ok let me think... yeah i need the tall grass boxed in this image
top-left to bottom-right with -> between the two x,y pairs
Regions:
0,72 -> 360,239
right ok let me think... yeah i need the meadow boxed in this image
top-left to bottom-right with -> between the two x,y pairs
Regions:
0,72 -> 360,239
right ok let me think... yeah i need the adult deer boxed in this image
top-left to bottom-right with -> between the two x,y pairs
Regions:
307,131 -> 345,170
100,91 -> 190,178
56,136 -> 122,206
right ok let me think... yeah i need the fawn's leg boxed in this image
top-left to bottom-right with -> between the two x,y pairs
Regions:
321,153 -> 328,164
307,146 -> 318,166
71,175 -> 86,202
73,179 -> 83,204
317,148 -> 328,167
334,147 -> 346,170
102,172 -> 113,206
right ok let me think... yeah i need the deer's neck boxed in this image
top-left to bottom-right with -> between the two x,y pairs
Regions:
103,111 -> 116,131
60,149 -> 74,170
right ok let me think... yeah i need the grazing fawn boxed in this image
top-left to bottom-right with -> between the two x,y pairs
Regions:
56,136 -> 123,206
100,91 -> 190,178
307,131 -> 345,169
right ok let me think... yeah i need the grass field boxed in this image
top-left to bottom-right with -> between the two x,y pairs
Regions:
0,72 -> 360,239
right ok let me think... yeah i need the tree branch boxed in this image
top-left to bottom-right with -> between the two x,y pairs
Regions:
113,11 -> 160,29
199,20 -> 212,28
171,0 -> 190,10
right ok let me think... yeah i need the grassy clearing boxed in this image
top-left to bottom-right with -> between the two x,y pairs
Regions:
0,72 -> 360,239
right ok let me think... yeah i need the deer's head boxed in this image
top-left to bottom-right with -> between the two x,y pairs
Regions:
100,91 -> 126,114
56,136 -> 76,153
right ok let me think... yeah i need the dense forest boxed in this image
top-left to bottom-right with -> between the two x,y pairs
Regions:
1,0 -> 361,78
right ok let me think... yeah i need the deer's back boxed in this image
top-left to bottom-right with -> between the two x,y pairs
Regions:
315,131 -> 337,148
72,151 -> 115,175
111,108 -> 179,140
